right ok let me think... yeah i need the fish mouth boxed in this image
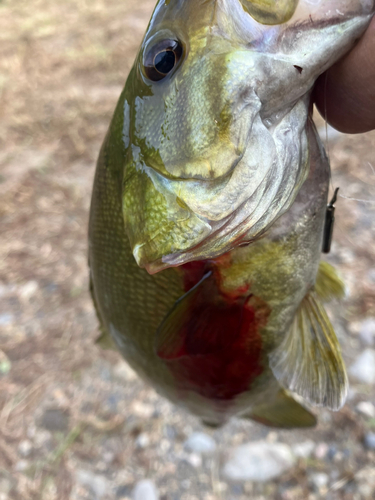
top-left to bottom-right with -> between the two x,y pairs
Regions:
145,150 -> 244,185
146,145 -> 245,182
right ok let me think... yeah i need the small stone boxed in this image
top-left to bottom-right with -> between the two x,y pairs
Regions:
76,470 -> 108,499
106,393 -> 120,412
368,269 -> 375,283
163,424 -> 176,439
15,460 -> 29,472
18,440 -> 32,457
333,451 -> 344,462
314,443 -> 329,460
319,409 -> 333,423
230,484 -> 243,495
327,446 -> 337,461
358,483 -> 373,498
0,314 -> 13,326
116,484 -> 132,498
185,453 -> 202,468
347,387 -> 358,401
33,429 -> 53,450
222,441 -> 296,482
359,319 -> 375,346
349,349 -> 375,384
266,432 -> 278,443
52,389 -> 70,406
184,432 -> 217,455
330,470 -> 340,482
292,440 -> 315,459
132,402 -> 154,419
356,402 -> 375,419
40,408 -> 70,432
0,469 -> 15,494
0,351 -> 11,375
310,472 -> 329,491
20,281 -> 38,300
26,424 -> 36,439
100,367 -> 111,381
132,479 -> 159,500
181,479 -> 191,489
363,432 -> 375,450
103,451 -> 115,464
159,439 -> 170,453
135,432 -> 150,449
356,467 -> 375,499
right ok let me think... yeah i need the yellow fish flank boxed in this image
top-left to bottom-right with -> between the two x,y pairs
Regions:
89,0 -> 374,427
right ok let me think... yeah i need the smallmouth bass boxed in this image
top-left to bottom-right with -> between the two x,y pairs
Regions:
89,0 -> 374,427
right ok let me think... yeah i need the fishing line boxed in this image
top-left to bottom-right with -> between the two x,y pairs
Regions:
320,71 -> 341,253
342,161 -> 375,188
338,194 -> 375,205
367,161 -> 375,176
338,160 -> 375,204
320,72 -> 333,191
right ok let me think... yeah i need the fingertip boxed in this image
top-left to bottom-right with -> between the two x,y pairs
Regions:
314,15 -> 375,134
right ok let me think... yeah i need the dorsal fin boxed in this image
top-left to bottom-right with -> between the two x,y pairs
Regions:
244,388 -> 317,428
269,290 -> 348,411
315,261 -> 345,302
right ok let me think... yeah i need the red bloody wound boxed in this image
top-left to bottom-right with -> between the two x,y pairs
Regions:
156,258 -> 271,401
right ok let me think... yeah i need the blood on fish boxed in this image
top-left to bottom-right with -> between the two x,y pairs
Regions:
161,260 -> 271,401
180,260 -> 208,291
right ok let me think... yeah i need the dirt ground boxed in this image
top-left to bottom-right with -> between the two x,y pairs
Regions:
0,1 -> 375,499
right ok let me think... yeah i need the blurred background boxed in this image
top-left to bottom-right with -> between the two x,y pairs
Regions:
0,0 -> 375,499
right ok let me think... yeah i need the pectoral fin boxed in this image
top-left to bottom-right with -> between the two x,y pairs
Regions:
244,388 -> 316,428
269,290 -> 348,411
155,271 -> 215,359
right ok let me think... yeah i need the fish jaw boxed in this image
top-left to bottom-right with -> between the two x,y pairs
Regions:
121,0 -> 374,273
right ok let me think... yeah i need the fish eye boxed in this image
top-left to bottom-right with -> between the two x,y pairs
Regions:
143,39 -> 183,82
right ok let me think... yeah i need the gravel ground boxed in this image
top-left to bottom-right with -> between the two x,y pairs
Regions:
1,1 -> 375,499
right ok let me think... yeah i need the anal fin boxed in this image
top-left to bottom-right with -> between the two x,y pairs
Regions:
269,290 -> 348,411
244,388 -> 316,428
95,329 -> 117,350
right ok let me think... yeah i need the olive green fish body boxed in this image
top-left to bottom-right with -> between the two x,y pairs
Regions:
90,108 -> 334,426
89,0 -> 374,427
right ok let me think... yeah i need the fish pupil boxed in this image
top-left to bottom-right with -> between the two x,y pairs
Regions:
154,50 -> 176,75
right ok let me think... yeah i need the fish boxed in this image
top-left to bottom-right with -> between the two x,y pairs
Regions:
89,0 -> 374,428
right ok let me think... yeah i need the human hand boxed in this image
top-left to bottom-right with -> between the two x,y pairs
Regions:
314,15 -> 375,134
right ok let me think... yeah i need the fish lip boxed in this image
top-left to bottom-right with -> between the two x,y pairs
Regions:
146,151 -> 244,183
142,222 -> 256,275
